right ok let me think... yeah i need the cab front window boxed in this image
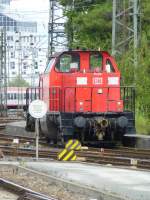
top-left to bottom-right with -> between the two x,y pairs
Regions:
105,59 -> 115,73
55,53 -> 80,72
90,52 -> 102,72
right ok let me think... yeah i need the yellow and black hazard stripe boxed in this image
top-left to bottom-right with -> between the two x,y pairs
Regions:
65,139 -> 81,151
57,149 -> 77,161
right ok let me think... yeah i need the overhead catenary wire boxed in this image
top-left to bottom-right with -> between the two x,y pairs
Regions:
3,1 -> 107,15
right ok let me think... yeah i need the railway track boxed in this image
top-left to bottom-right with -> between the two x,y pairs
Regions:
84,147 -> 150,160
0,117 -> 24,123
0,117 -> 24,130
0,124 -> 6,130
0,132 -> 47,146
0,131 -> 150,170
0,178 -> 56,200
80,152 -> 150,170
0,143 -> 150,170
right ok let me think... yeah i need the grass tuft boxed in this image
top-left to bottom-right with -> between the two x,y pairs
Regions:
136,115 -> 150,135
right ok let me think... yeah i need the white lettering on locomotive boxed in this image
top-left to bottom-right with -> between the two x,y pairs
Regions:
93,77 -> 103,85
77,77 -> 87,85
108,77 -> 119,85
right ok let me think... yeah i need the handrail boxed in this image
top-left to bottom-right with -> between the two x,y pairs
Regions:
26,86 -> 135,113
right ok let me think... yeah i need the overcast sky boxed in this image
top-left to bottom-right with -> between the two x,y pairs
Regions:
8,0 -> 49,34
11,0 -> 49,11
10,0 -> 49,23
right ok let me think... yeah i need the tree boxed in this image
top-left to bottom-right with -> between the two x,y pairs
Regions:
59,0 -> 112,50
8,76 -> 29,87
136,34 -> 150,118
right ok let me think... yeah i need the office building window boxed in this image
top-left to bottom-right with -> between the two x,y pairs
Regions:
23,71 -> 26,75
23,63 -> 28,69
10,62 -> 15,69
10,52 -> 15,58
12,71 -> 16,75
7,36 -> 13,41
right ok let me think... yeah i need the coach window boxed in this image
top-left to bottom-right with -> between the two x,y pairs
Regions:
14,93 -> 17,100
55,53 -> 80,72
105,59 -> 115,73
7,93 -> 10,100
90,52 -> 102,72
10,93 -> 13,100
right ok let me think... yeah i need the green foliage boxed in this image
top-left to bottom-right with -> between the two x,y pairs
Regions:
118,33 -> 150,126
59,0 -> 112,50
117,50 -> 135,85
136,33 -> 150,119
117,1 -> 150,122
136,115 -> 150,134
142,0 -> 150,44
8,76 -> 29,87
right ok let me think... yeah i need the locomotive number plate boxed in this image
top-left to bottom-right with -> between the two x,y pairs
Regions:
77,77 -> 87,85
108,77 -> 119,85
93,77 -> 103,85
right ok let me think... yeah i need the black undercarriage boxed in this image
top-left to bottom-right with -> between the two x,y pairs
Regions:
37,111 -> 136,147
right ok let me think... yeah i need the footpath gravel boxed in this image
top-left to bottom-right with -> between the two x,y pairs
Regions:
0,187 -> 18,200
0,165 -> 90,200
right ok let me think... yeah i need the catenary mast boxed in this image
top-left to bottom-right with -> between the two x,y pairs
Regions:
112,0 -> 141,67
0,28 -> 7,117
48,0 -> 68,59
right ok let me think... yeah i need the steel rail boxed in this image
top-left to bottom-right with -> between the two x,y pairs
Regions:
85,146 -> 150,154
0,133 -> 46,145
0,145 -> 150,170
0,178 -> 57,200
79,149 -> 150,159
0,124 -> 5,130
0,144 -> 150,160
0,144 -> 150,159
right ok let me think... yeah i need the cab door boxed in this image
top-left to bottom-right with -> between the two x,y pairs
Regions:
76,83 -> 92,112
89,52 -> 108,112
92,74 -> 108,112
104,58 -> 122,112
56,52 -> 80,112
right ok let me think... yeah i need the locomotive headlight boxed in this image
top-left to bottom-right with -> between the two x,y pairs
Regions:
80,101 -> 83,105
117,101 -> 123,111
97,89 -> 103,94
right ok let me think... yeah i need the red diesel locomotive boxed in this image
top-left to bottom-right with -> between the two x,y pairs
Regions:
26,50 -> 135,146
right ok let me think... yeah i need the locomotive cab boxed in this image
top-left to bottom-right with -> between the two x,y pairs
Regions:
26,50 -> 135,146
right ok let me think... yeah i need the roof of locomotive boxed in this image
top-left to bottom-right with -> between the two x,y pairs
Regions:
50,50 -> 111,58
